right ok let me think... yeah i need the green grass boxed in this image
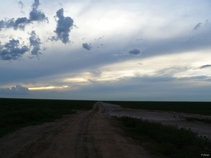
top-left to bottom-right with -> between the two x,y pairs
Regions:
0,98 -> 95,138
107,101 -> 211,115
115,116 -> 211,158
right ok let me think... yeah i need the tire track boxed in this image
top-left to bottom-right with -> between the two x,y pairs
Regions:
74,102 -> 103,158
0,102 -> 154,158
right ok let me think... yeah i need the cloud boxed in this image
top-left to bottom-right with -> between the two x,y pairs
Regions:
193,22 -> 202,31
32,0 -> 40,9
89,69 -> 101,77
0,0 -> 47,31
18,1 -> 24,8
82,43 -> 92,50
5,17 -> 29,30
200,64 -> 211,69
14,17 -> 29,29
29,30 -> 42,55
128,48 -> 141,55
0,39 -> 29,60
0,85 -> 29,95
29,9 -> 47,22
0,20 -> 4,31
29,0 -> 47,22
54,8 -> 74,44
18,1 -> 24,13
205,20 -> 210,26
4,18 -> 29,30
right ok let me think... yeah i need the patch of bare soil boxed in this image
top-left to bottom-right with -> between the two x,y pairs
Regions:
101,102 -> 211,138
0,102 -> 157,158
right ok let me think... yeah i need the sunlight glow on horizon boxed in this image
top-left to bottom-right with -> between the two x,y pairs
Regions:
28,85 -> 68,90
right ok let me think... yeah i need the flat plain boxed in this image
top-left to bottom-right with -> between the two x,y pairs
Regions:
0,99 -> 211,158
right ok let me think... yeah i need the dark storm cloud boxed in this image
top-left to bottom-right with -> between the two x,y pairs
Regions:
0,0 -> 47,31
82,43 -> 92,50
200,64 -> 211,69
54,8 -> 74,44
193,22 -> 202,31
0,85 -> 29,94
0,39 -> 29,60
29,30 -> 42,55
128,48 -> 141,55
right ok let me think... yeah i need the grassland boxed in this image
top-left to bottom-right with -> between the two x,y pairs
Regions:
116,116 -> 211,158
185,117 -> 211,124
107,101 -> 211,115
0,98 -> 95,138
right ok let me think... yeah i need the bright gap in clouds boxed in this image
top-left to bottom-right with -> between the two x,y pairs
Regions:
81,49 -> 211,82
28,85 -> 68,91
26,49 -> 211,92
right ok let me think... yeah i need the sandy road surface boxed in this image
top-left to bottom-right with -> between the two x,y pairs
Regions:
0,102 -> 155,158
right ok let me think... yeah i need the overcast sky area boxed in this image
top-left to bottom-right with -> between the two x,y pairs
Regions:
0,0 -> 211,101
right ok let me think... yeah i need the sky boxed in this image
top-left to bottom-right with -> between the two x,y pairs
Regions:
0,0 -> 211,101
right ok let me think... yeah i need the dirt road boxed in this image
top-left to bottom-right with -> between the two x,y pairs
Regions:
0,102 -> 155,158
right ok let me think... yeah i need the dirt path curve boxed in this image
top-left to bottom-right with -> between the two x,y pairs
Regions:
0,102 -> 156,158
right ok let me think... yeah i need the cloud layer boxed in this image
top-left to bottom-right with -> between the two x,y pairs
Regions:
200,64 -> 211,69
0,85 -> 29,95
0,0 -> 211,101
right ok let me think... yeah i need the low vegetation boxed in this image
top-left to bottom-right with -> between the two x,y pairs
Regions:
0,98 -> 94,138
185,117 -> 211,124
115,116 -> 211,158
107,101 -> 211,115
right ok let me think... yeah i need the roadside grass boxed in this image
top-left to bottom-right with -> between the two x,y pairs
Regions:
115,116 -> 211,158
0,98 -> 95,138
107,101 -> 211,115
185,117 -> 211,124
